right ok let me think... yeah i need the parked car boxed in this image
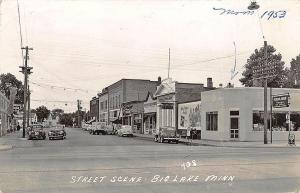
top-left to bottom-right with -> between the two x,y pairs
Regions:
81,123 -> 88,131
154,127 -> 179,144
28,124 -> 46,140
117,125 -> 133,137
48,126 -> 66,140
86,124 -> 92,132
48,127 -> 66,140
90,123 -> 107,135
105,125 -> 114,135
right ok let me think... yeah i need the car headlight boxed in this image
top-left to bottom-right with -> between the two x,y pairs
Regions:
59,131 -> 64,134
49,132 -> 53,135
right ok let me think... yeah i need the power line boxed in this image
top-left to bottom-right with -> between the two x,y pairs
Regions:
16,0 -> 24,64
31,99 -> 89,103
30,81 -> 98,93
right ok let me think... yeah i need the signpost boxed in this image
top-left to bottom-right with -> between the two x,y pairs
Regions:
272,93 -> 294,145
272,94 -> 289,108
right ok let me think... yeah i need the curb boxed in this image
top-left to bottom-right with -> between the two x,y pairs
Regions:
133,135 -> 299,148
133,135 -> 155,142
0,145 -> 13,151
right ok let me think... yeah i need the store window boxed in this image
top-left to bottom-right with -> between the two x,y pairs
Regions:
114,110 -> 118,118
206,112 -> 218,131
253,111 -> 300,131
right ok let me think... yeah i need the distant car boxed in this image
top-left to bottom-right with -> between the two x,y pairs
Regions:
28,125 -> 46,140
48,128 -> 66,140
117,125 -> 133,137
86,124 -> 92,132
82,123 -> 89,131
105,125 -> 114,135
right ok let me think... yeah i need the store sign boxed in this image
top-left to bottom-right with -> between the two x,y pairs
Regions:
272,94 -> 290,108
158,94 -> 174,103
161,103 -> 173,109
122,104 -> 133,116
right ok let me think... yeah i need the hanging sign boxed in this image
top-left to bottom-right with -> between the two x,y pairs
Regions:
272,94 -> 290,108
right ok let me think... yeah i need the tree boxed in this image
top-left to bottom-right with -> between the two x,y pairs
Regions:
59,113 -> 74,127
240,44 -> 286,87
285,54 -> 300,88
52,108 -> 64,119
36,106 -> 50,122
0,73 -> 24,104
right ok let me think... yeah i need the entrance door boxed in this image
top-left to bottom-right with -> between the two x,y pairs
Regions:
230,117 -> 239,139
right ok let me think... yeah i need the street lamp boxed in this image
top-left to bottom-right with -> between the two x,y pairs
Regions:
248,1 -> 268,144
248,1 -> 260,10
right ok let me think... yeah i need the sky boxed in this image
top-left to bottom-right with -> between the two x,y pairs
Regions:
0,0 -> 300,113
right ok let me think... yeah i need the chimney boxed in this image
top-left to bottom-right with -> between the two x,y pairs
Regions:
207,77 -> 213,88
157,76 -> 162,86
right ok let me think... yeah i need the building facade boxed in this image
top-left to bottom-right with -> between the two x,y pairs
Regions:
122,100 -> 144,133
0,92 -> 9,137
201,87 -> 300,142
89,96 -> 99,121
154,78 -> 214,135
143,92 -> 157,135
98,88 -> 109,126
107,78 -> 159,124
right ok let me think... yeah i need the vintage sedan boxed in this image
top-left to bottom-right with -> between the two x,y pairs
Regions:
28,125 -> 46,140
48,128 -> 66,140
117,125 -> 133,137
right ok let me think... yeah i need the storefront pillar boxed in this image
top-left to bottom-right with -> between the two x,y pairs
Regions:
175,102 -> 178,133
141,113 -> 144,134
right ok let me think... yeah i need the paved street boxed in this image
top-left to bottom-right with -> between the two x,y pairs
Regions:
0,127 -> 300,193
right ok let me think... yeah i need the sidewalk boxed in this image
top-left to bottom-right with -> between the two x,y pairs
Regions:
0,130 -> 32,151
133,133 -> 299,148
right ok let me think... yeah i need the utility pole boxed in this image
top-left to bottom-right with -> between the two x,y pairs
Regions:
77,100 -> 82,128
168,48 -> 170,78
19,46 -> 33,138
270,87 -> 273,144
27,84 -> 31,127
263,40 -> 268,144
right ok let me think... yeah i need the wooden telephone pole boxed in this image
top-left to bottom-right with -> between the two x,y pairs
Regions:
19,46 -> 33,138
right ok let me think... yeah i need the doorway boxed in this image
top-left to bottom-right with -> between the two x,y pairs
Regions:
230,111 -> 239,140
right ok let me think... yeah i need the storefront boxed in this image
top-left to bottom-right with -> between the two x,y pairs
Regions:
143,93 -> 156,135
201,87 -> 300,142
0,92 -> 9,137
121,101 -> 144,134
154,78 -> 208,135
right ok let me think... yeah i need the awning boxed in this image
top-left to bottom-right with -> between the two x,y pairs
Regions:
86,117 -> 96,124
110,118 -> 122,124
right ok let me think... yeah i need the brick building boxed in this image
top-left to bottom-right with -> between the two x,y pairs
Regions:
107,78 -> 159,124
98,87 -> 108,125
96,78 -> 160,125
89,96 -> 99,121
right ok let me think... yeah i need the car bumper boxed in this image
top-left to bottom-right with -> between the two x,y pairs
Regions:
49,135 -> 64,139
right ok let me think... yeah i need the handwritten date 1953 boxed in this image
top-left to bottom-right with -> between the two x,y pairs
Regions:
212,7 -> 286,20
260,10 -> 286,20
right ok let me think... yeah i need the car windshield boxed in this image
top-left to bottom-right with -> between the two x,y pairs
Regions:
51,129 -> 63,131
